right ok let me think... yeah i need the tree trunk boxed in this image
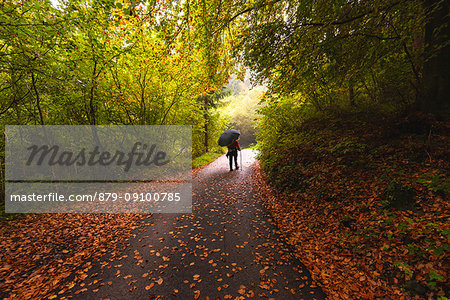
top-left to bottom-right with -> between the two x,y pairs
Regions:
31,72 -> 45,125
89,60 -> 98,125
421,0 -> 450,118
349,78 -> 355,107
204,96 -> 209,153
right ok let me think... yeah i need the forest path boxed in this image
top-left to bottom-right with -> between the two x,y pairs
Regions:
68,150 -> 325,299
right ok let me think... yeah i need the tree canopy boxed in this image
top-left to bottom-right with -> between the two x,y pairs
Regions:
0,0 -> 237,156
232,0 -> 447,115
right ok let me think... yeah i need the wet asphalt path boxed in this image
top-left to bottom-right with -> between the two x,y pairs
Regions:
67,150 -> 325,299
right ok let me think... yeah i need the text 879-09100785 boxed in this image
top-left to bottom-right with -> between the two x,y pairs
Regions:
9,192 -> 182,202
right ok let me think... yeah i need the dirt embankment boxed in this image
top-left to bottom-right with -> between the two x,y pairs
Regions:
252,113 -> 449,299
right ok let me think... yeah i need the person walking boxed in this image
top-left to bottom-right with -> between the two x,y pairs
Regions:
226,139 -> 241,171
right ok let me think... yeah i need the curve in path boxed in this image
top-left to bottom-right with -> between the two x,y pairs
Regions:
67,150 -> 325,299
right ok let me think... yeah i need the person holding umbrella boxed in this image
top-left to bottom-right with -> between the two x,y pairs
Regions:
218,129 -> 241,171
226,138 -> 241,171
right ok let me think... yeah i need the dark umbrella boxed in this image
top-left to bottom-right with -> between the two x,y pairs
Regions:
218,129 -> 240,146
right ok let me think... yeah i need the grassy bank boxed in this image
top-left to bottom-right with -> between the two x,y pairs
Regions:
254,110 -> 449,299
192,151 -> 224,169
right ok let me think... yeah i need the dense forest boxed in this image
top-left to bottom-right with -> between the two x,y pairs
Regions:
1,0 -> 448,299
1,0 -> 448,152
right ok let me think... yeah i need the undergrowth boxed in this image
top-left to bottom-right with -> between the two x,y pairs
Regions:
256,103 -> 449,298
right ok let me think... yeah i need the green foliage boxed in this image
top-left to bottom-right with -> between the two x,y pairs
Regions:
427,269 -> 444,290
0,0 -> 235,153
235,0 -> 423,111
239,0 -> 448,189
192,151 -> 224,169
0,0 -> 238,211
329,138 -> 367,155
393,261 -> 413,278
256,93 -> 314,171
220,82 -> 266,147
430,243 -> 448,257
416,173 -> 450,194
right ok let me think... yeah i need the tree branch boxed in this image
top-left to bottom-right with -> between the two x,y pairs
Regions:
292,1 -> 402,28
